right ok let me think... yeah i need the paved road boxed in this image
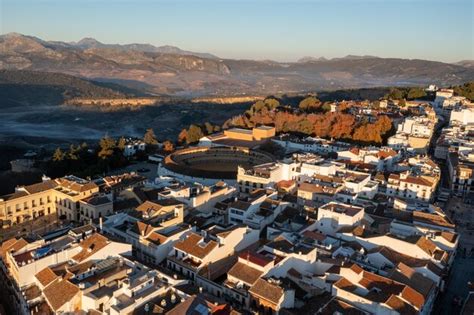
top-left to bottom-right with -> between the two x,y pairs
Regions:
434,253 -> 474,314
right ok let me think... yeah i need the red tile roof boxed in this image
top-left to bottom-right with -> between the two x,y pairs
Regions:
174,233 -> 217,259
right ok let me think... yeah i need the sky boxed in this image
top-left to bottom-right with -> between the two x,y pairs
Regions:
1,0 -> 473,62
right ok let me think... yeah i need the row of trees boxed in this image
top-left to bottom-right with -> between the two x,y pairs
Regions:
223,97 -> 393,144
48,128 -> 175,178
177,122 -> 221,145
453,82 -> 474,101
384,87 -> 427,100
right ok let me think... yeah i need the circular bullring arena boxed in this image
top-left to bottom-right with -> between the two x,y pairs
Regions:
160,146 -> 275,181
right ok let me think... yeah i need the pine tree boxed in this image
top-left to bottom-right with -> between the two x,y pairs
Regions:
117,137 -> 126,151
143,128 -> 158,145
52,148 -> 65,162
98,136 -> 116,159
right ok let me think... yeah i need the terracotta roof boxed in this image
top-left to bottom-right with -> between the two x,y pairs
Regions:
136,200 -> 165,213
134,221 -> 155,237
55,177 -> 97,192
167,294 -> 231,315
377,149 -> 397,159
333,277 -> 358,292
441,231 -> 458,243
359,271 -> 405,303
43,279 -> 79,311
23,180 -> 58,194
413,211 -> 455,229
238,251 -> 273,267
174,233 -> 217,259
302,230 -> 326,242
318,298 -> 367,315
249,278 -> 284,305
368,245 -> 442,275
299,182 -> 338,195
390,262 -> 435,299
0,190 -> 28,201
0,238 -> 28,259
320,202 -> 363,217
326,265 -> 341,274
276,180 -> 295,189
146,232 -> 167,245
228,262 -> 263,285
229,200 -> 252,211
401,285 -> 425,309
35,267 -> 59,287
350,263 -> 364,274
416,237 -> 437,256
385,295 -> 418,315
72,233 -> 109,262
388,173 -> 434,187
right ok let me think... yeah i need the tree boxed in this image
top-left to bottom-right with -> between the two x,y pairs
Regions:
52,148 -> 65,162
186,125 -> 204,144
375,115 -> 393,134
296,119 -> 314,135
453,82 -> 474,101
117,137 -> 126,151
263,98 -> 280,109
163,140 -> 175,152
178,129 -> 188,144
407,87 -> 427,100
321,103 -> 332,112
386,88 -> 405,100
204,122 -> 215,135
98,136 -> 116,159
143,128 -> 158,145
67,144 -> 80,160
299,96 -> 321,111
398,99 -> 407,108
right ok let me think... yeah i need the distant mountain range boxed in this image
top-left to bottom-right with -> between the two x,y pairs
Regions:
1,33 -> 473,96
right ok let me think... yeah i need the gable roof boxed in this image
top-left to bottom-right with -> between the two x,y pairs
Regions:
35,267 -> 59,287
174,233 -> 217,259
249,278 -> 284,305
385,294 -> 418,315
43,279 -> 79,311
22,180 -> 58,194
389,262 -> 435,298
228,262 -> 263,286
0,238 -> 28,259
72,233 -> 109,262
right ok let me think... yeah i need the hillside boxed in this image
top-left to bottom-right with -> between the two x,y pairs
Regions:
0,70 -> 136,107
1,33 -> 474,96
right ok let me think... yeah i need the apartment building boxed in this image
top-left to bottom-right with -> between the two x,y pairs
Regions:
385,171 -> 439,202
0,175 -> 99,225
167,225 -> 259,281
157,181 -> 236,212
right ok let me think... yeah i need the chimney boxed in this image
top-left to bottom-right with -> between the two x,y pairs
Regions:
99,216 -> 103,231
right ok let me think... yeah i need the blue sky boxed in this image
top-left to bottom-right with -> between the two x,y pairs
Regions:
1,0 -> 473,62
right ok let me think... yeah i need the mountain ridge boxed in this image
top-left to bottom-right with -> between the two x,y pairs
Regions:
1,33 -> 473,96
